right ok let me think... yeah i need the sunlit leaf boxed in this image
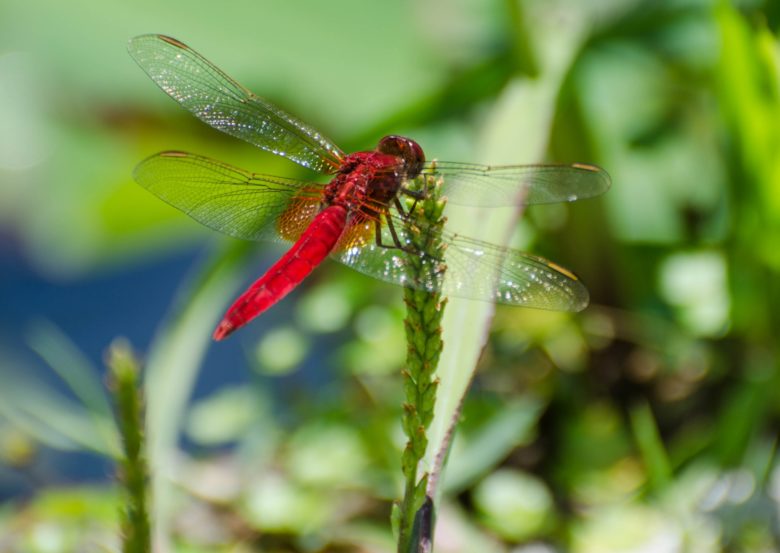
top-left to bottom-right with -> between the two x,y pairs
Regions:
423,4 -> 595,503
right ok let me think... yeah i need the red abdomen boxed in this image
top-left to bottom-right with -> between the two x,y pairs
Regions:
213,205 -> 347,340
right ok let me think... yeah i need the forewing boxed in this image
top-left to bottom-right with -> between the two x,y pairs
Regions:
128,34 -> 344,174
333,213 -> 588,311
133,151 -> 322,242
423,161 -> 610,206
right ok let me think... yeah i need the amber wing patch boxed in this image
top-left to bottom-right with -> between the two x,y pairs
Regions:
334,212 -> 378,252
276,193 -> 321,242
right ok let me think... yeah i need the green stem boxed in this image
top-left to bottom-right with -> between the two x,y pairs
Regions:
396,173 -> 447,553
107,340 -> 151,553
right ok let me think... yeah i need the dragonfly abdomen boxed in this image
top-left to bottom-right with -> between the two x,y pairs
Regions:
213,205 -> 348,340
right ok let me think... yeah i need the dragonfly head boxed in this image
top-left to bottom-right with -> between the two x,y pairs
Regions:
377,135 -> 425,179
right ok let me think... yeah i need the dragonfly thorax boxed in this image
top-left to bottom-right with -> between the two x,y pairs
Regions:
325,151 -> 406,214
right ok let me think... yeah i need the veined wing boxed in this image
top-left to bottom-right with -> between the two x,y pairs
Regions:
133,151 -> 322,242
128,34 -> 344,174
422,161 -> 610,207
332,212 -> 588,311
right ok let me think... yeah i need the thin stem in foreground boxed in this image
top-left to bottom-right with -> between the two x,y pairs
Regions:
107,340 -> 151,553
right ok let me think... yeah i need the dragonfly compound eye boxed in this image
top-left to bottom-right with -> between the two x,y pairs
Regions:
377,135 -> 425,179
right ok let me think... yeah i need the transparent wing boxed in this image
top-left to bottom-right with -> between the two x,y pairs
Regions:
134,152 -> 587,309
133,151 -> 322,242
422,161 -> 611,206
128,34 -> 344,174
332,212 -> 588,311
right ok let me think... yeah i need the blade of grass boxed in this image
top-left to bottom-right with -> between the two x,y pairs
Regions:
26,320 -> 114,419
26,320 -> 119,455
629,401 -> 672,492
144,239 -> 254,550
423,3 -> 596,503
442,397 -> 544,495
0,367 -> 116,455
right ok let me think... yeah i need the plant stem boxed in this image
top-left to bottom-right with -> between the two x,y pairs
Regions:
396,173 -> 447,553
107,339 -> 151,553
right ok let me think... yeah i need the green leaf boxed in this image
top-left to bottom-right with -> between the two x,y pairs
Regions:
629,402 -> 672,492
26,320 -> 114,421
143,239 -> 254,548
443,397 -> 544,494
422,6 -> 595,503
0,367 -> 116,456
22,320 -> 120,456
391,501 -> 402,540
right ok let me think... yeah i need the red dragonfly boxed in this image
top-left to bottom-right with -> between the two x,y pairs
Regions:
128,35 -> 610,341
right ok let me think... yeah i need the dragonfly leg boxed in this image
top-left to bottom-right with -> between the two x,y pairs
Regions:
399,178 -> 428,214
401,187 -> 427,199
393,197 -> 409,218
385,213 -> 411,251
374,215 -> 415,254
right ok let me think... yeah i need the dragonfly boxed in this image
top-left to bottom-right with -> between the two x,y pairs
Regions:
128,34 -> 610,341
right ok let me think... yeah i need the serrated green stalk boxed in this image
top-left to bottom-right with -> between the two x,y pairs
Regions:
397,174 -> 447,553
107,340 -> 151,553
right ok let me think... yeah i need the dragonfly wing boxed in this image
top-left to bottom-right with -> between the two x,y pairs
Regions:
438,233 -> 588,311
330,211 -> 447,300
128,34 -> 344,174
423,161 -> 611,207
133,151 -> 321,242
332,213 -> 588,311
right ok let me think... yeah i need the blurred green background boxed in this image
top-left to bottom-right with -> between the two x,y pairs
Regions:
2,0 -> 780,551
